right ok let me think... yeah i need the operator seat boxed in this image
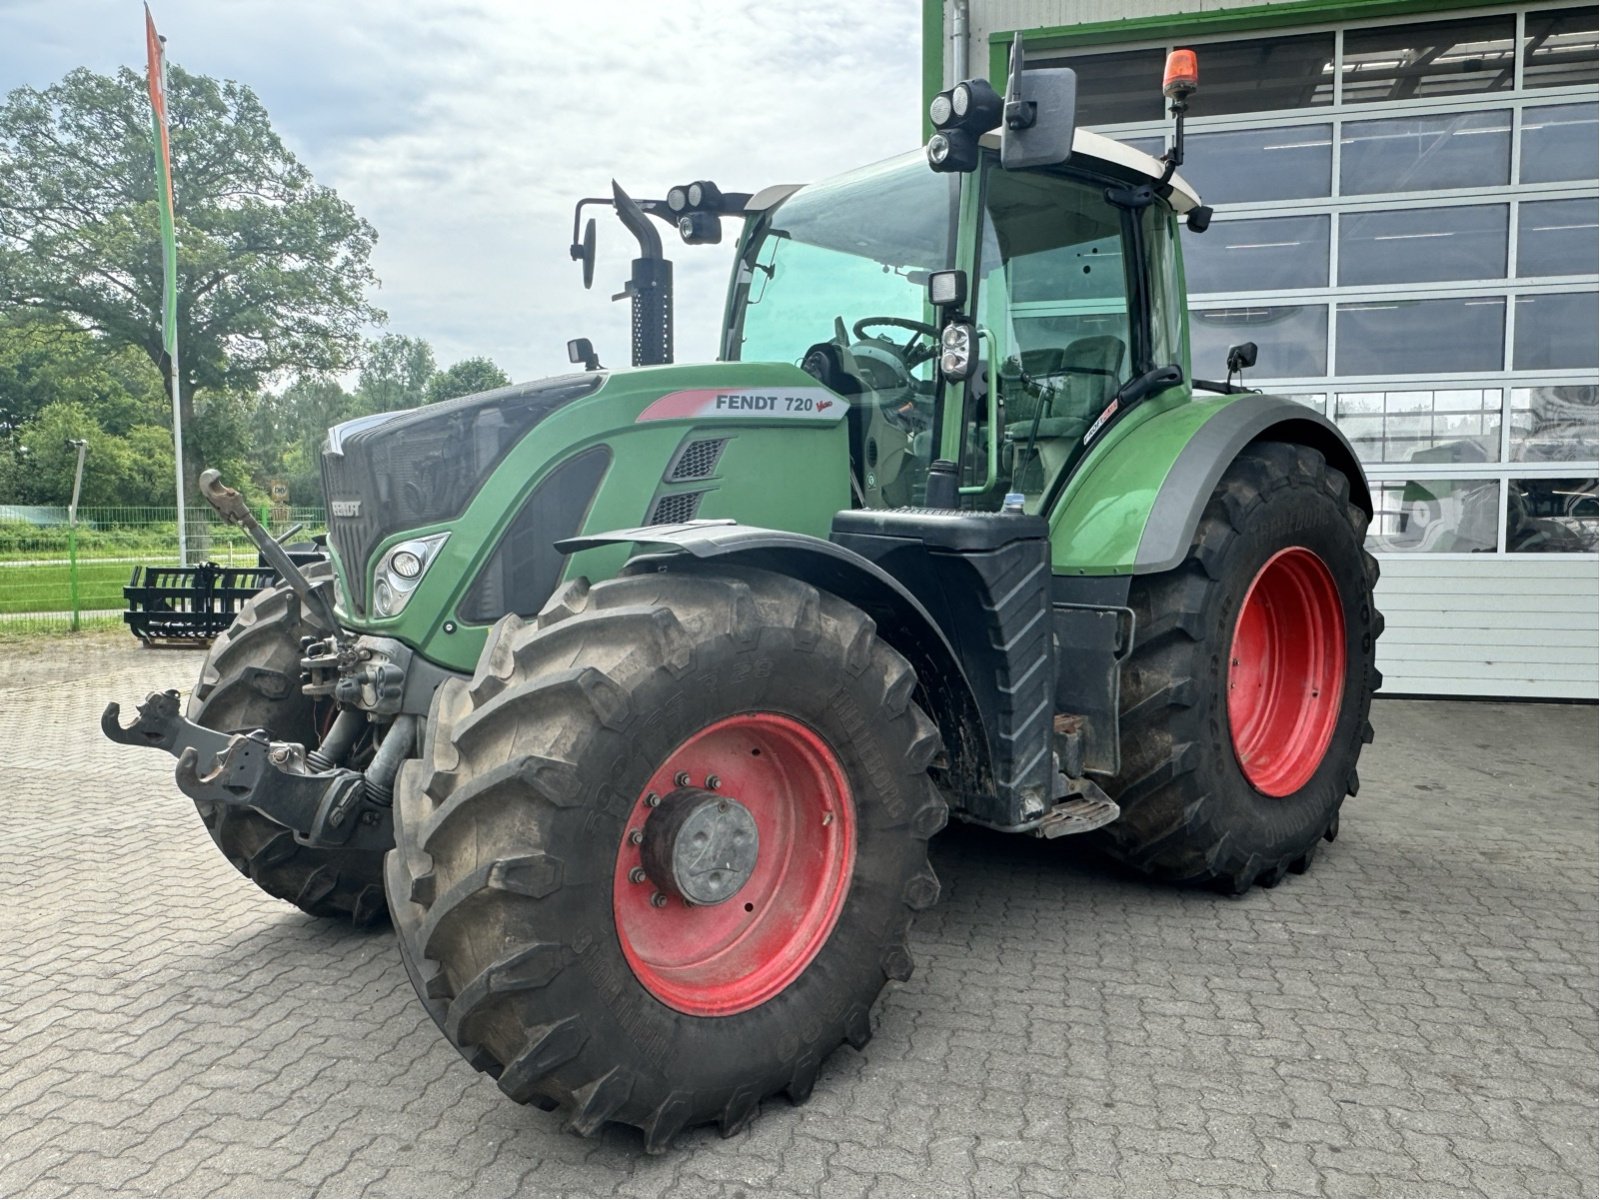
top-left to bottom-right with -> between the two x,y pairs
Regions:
1003,335 -> 1126,444
1001,336 -> 1126,493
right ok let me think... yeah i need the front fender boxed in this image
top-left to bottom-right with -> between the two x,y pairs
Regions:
558,521 -> 996,808
1049,393 -> 1370,576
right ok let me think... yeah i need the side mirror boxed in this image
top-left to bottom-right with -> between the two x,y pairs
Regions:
1000,32 -> 1078,170
1226,342 -> 1258,373
572,218 -> 597,289
567,337 -> 602,371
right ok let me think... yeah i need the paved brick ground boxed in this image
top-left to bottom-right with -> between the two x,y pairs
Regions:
1,633 -> 1595,1198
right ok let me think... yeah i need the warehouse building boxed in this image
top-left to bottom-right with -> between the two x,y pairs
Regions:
926,0 -> 1598,698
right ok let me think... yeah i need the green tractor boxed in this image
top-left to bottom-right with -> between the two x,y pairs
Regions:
106,45 -> 1380,1149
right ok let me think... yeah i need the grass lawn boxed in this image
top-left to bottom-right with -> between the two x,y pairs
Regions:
0,560 -> 137,614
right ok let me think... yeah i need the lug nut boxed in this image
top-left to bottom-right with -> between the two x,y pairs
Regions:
645,792 -> 661,808
706,775 -> 721,790
650,892 -> 668,908
674,771 -> 691,787
629,829 -> 644,845
629,867 -> 647,884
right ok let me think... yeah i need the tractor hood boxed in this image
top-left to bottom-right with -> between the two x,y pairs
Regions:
320,361 -> 844,621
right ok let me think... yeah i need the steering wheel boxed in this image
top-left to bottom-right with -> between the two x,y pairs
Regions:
853,315 -> 938,356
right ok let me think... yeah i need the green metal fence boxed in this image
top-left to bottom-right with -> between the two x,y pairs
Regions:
0,505 -> 326,637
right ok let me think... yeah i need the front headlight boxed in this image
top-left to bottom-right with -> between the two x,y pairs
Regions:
372,532 -> 449,617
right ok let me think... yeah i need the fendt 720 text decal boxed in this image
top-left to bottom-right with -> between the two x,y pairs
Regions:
636,387 -> 847,423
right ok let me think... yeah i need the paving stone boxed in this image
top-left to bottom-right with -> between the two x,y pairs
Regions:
0,633 -> 1594,1197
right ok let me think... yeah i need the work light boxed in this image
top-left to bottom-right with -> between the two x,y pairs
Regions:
926,78 -> 1004,173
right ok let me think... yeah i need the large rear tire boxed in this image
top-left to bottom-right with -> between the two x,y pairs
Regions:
386,566 -> 946,1149
1102,441 -> 1382,892
187,563 -> 389,925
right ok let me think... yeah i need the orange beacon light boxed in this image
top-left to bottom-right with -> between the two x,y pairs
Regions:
1164,49 -> 1199,100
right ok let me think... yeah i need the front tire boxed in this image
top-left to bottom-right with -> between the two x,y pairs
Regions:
187,564 -> 389,925
1102,442 -> 1382,892
386,566 -> 947,1149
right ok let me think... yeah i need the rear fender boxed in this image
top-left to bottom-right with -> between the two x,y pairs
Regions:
558,522 -> 995,808
1049,393 -> 1370,575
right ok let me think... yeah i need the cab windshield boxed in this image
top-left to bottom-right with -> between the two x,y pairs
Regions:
729,153 -> 956,506
732,153 -> 955,365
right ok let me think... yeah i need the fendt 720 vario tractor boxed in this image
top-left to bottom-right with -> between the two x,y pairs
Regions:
107,46 -> 1381,1148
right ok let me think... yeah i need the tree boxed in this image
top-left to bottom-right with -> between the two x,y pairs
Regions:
0,65 -> 383,492
0,311 -> 166,437
0,400 -> 174,508
426,356 -> 511,405
253,375 -> 359,504
356,334 -> 435,415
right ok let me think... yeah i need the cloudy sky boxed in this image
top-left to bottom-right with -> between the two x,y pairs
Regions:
2,0 -> 924,381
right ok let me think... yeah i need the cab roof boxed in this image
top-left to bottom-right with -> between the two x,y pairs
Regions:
745,129 -> 1201,216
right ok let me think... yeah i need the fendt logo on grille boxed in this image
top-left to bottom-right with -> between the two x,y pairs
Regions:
331,500 -> 362,518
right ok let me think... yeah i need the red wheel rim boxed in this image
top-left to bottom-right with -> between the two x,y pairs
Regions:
1227,547 -> 1347,798
613,713 -> 855,1017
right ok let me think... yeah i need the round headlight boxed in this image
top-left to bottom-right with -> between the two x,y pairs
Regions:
926,133 -> 951,165
928,93 -> 953,128
373,578 -> 395,616
687,182 -> 704,207
952,83 -> 971,117
391,549 -> 423,579
666,186 -> 688,213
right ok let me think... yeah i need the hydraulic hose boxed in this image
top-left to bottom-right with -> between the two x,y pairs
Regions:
362,715 -> 417,806
307,707 -> 365,772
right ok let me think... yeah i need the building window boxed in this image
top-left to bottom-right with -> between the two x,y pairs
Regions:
1516,198 -> 1599,277
1510,385 -> 1598,462
1185,32 -> 1336,117
1522,6 -> 1600,90
1511,292 -> 1599,370
1342,15 -> 1517,105
1034,49 -> 1166,126
1340,110 -> 1511,194
1190,305 -> 1327,378
1336,297 -> 1506,375
1506,477 -> 1598,551
1338,204 -> 1508,286
1180,125 -> 1333,204
1183,214 -> 1329,292
1369,478 -> 1501,552
1519,102 -> 1600,182
1334,389 -> 1502,463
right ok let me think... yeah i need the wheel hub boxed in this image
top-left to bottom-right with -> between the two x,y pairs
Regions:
640,788 -> 760,905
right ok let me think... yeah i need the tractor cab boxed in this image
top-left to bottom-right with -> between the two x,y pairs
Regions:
723,130 -> 1203,515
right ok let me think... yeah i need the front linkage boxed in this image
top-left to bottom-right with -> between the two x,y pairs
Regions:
102,469 -> 413,857
101,690 -> 400,853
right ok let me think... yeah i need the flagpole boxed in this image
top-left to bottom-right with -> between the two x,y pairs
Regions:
146,4 -> 185,564
171,336 -> 185,565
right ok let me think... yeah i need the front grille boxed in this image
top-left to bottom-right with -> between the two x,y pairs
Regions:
321,373 -> 601,614
648,491 -> 705,525
667,438 -> 727,481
